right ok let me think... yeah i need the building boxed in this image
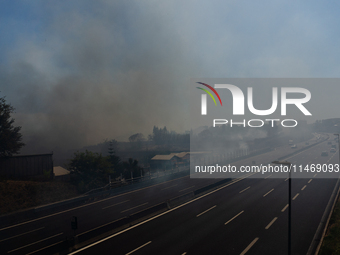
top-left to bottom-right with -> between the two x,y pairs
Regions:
53,166 -> 70,181
150,154 -> 180,170
0,153 -> 53,180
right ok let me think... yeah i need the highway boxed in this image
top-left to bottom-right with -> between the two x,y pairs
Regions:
0,134 -> 339,254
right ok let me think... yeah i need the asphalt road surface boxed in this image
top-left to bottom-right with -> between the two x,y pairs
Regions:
1,134 -> 339,255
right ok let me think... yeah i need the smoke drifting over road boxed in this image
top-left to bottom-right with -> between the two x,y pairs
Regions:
1,1 -> 339,155
1,1 -> 199,153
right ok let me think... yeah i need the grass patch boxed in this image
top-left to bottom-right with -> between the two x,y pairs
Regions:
0,180 -> 80,215
319,196 -> 340,255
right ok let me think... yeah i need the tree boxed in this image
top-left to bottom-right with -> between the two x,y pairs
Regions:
0,96 -> 25,157
128,133 -> 145,143
68,150 -> 113,192
122,158 -> 141,180
108,140 -> 122,177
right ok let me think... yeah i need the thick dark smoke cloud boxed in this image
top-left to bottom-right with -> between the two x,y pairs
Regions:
2,0 -> 340,156
1,1 -> 200,153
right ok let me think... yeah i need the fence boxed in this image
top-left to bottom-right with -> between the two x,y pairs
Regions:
0,153 -> 53,179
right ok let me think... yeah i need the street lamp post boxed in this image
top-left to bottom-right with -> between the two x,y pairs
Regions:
272,160 -> 292,255
334,134 -> 340,164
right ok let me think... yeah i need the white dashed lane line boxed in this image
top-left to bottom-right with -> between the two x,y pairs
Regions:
281,204 -> 289,212
292,193 -> 299,200
265,217 -> 278,230
240,238 -> 259,255
225,211 -> 244,225
239,187 -> 250,193
196,205 -> 217,217
263,189 -> 274,197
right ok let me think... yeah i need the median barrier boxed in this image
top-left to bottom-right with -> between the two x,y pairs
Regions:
129,202 -> 168,225
167,192 -> 195,209
76,217 -> 130,246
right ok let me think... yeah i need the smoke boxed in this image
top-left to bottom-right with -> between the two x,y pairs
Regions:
0,1 -> 200,153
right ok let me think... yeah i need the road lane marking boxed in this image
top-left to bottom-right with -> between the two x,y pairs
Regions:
68,173 -> 256,255
26,240 -> 64,255
239,187 -> 250,193
263,189 -> 274,197
284,178 -> 289,182
126,241 -> 152,255
313,174 -> 317,177
225,211 -> 244,225
196,205 -> 217,217
0,227 -> 44,243
292,193 -> 299,200
264,174 -> 272,179
265,217 -> 278,229
102,200 -> 130,210
179,186 -> 195,192
240,237 -> 259,255
121,203 -> 148,213
7,233 -> 63,253
181,253 -> 187,255
281,204 -> 289,212
301,185 -> 307,191
161,184 -> 178,190
308,179 -> 313,183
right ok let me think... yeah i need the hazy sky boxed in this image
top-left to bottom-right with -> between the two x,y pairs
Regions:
1,1 -> 340,152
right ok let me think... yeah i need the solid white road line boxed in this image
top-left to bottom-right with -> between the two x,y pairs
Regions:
225,211 -> 244,225
0,227 -> 44,243
7,233 -> 63,253
263,189 -> 274,197
292,193 -> 299,200
121,203 -> 148,213
125,241 -> 152,255
102,200 -> 130,210
265,217 -> 278,229
281,204 -> 289,212
301,185 -> 307,191
196,205 -> 217,217
179,186 -> 195,192
239,187 -> 250,193
240,237 -> 259,255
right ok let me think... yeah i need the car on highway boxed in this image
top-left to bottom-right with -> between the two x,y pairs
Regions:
291,144 -> 297,148
331,144 -> 336,149
321,151 -> 329,156
330,148 -> 336,153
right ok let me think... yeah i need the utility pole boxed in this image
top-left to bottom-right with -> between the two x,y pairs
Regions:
272,160 -> 292,255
